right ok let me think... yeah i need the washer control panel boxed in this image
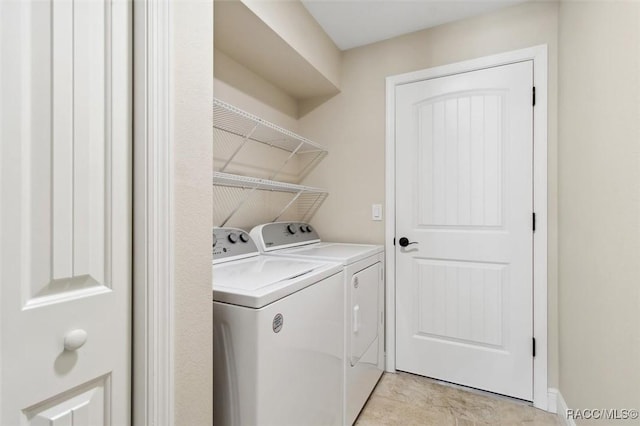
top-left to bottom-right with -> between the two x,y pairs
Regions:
212,227 -> 258,263
251,222 -> 320,251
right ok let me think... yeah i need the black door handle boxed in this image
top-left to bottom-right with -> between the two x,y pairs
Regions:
398,237 -> 418,247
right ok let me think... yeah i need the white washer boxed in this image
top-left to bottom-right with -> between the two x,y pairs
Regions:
213,227 -> 345,426
250,222 -> 385,426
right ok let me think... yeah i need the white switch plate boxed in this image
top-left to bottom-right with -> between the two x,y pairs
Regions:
372,204 -> 383,221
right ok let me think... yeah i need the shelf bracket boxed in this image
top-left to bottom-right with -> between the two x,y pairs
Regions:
220,122 -> 260,172
269,140 -> 304,180
220,186 -> 259,227
301,193 -> 326,222
297,151 -> 328,181
273,190 -> 303,222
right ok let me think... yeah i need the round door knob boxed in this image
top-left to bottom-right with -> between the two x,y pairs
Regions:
239,233 -> 249,243
64,329 -> 88,351
398,237 -> 418,247
228,233 -> 238,243
287,224 -> 297,234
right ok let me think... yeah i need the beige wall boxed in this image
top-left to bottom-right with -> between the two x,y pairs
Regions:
214,62 -> 299,130
558,2 -> 640,423
174,0 -> 214,424
214,49 -> 299,122
298,1 -> 560,387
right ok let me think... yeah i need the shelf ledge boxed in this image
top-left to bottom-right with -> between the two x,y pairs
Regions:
212,172 -> 327,194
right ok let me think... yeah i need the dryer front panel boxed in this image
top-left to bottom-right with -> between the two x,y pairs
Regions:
350,262 -> 381,366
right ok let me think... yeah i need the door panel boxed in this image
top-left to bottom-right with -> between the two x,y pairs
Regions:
24,376 -> 109,426
417,92 -> 504,228
414,259 -> 506,348
1,0 -> 131,423
395,61 -> 533,400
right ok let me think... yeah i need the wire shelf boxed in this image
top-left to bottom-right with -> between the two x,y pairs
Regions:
213,98 -> 327,154
213,99 -> 329,228
213,98 -> 327,182
212,172 -> 326,193
212,172 -> 328,227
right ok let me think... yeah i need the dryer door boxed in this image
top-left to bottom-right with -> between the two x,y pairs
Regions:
350,262 -> 381,366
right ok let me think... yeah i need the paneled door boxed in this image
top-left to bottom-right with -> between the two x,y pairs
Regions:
1,0 -> 131,424
395,61 -> 533,400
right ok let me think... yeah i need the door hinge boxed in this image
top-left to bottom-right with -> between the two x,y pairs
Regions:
532,212 -> 536,232
532,86 -> 536,107
532,337 -> 536,357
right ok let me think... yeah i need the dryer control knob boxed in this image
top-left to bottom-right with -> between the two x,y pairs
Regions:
300,226 -> 307,233
305,225 -> 313,233
228,233 -> 239,243
287,224 -> 297,234
239,233 -> 249,243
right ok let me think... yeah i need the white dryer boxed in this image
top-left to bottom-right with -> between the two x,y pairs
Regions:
250,222 -> 385,426
213,227 -> 345,426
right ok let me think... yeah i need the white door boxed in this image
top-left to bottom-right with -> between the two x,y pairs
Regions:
1,0 -> 131,424
395,61 -> 533,400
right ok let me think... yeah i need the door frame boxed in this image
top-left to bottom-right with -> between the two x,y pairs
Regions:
133,0 -> 175,424
385,45 -> 548,410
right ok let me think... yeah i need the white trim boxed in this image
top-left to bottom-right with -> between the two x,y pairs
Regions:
555,389 -> 575,426
384,76 -> 397,373
385,45 -> 549,410
531,45 -> 549,411
133,0 -> 175,425
547,388 -> 559,414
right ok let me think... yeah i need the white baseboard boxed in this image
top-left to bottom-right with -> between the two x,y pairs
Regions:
547,388 -> 559,413
548,388 -> 575,426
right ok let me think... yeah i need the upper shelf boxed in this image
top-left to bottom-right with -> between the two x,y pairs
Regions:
213,98 -> 327,182
214,0 -> 340,100
213,98 -> 327,153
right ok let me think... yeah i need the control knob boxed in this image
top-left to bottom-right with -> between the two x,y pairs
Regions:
240,233 -> 249,243
287,224 -> 297,234
306,225 -> 313,233
228,232 -> 239,243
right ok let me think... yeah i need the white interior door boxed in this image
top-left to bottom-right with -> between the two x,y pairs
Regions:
395,61 -> 533,400
1,0 -> 132,424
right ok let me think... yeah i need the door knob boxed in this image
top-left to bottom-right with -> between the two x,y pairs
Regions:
398,237 -> 418,247
64,329 -> 88,351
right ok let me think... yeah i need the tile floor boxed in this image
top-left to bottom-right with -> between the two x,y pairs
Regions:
355,372 -> 563,426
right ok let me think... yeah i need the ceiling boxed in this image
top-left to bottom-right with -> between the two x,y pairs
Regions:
301,0 -> 529,51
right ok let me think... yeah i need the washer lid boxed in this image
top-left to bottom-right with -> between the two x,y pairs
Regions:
212,256 -> 342,308
271,242 -> 383,265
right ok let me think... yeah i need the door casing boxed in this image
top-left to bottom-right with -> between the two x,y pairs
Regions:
385,45 -> 548,410
132,0 -> 175,425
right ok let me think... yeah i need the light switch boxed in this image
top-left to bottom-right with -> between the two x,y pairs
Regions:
372,204 -> 383,221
